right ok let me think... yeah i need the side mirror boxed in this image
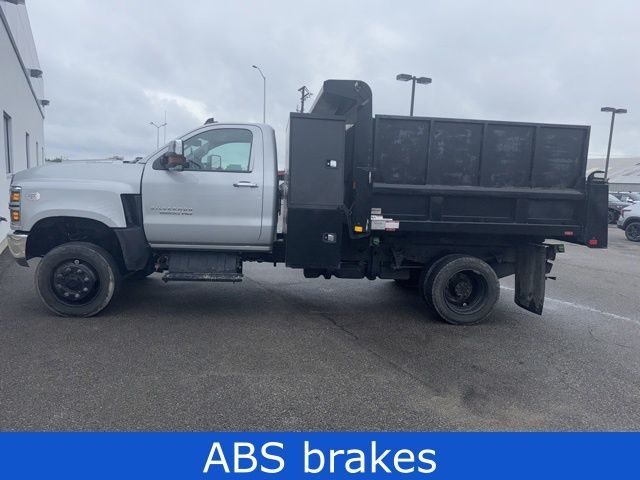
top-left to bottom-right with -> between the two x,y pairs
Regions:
163,139 -> 186,171
168,139 -> 183,156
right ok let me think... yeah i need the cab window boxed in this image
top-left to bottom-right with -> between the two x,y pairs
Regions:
183,128 -> 253,172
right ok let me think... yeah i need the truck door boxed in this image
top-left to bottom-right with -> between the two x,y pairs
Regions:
141,125 -> 267,249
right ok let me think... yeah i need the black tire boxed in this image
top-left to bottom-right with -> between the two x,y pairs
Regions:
625,221 -> 640,242
420,254 -> 466,309
428,256 -> 499,325
35,242 -> 121,317
608,209 -> 617,224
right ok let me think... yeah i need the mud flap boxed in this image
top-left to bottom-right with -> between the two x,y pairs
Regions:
515,244 -> 551,315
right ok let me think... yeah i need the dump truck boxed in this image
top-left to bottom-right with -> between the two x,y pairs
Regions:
6,79 -> 608,324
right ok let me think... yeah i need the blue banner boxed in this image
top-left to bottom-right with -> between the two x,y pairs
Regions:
0,432 -> 637,479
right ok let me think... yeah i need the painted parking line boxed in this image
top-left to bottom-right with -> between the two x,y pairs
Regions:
500,286 -> 638,325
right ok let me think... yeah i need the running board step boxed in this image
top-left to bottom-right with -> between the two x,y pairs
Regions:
162,252 -> 242,283
162,272 -> 242,283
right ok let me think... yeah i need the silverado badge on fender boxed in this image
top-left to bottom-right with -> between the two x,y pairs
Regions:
150,206 -> 193,216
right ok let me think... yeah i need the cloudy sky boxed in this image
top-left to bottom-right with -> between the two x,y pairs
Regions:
27,0 -> 639,163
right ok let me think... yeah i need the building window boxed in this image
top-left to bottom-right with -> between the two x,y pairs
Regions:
36,141 -> 39,165
3,112 -> 12,174
42,146 -> 44,164
26,132 -> 31,168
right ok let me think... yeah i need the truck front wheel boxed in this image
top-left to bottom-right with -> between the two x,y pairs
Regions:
426,256 -> 499,325
35,242 -> 121,317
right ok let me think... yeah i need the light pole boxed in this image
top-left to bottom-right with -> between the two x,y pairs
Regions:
150,120 -> 166,149
252,64 -> 266,123
600,106 -> 627,179
163,110 -> 167,144
396,73 -> 432,116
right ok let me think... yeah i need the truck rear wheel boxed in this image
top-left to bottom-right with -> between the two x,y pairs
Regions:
426,255 -> 499,325
420,254 -> 465,309
35,242 -> 121,317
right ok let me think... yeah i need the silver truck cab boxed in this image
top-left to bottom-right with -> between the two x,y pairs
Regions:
6,122 -> 279,316
8,123 -> 278,254
141,123 -> 278,251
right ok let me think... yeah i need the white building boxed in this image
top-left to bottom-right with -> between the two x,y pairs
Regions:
588,157 -> 640,192
607,158 -> 640,193
1,0 -> 45,247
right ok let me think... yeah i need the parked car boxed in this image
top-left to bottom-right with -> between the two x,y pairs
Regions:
618,203 -> 640,242
611,191 -> 640,204
608,194 -> 628,224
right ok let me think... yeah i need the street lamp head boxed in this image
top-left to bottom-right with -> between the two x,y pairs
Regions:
396,73 -> 412,82
416,77 -> 432,85
601,107 -> 627,114
252,64 -> 265,79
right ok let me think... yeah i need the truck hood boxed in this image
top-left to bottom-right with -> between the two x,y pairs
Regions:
11,161 -> 144,194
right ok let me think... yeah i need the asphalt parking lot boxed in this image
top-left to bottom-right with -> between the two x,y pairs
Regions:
0,225 -> 638,431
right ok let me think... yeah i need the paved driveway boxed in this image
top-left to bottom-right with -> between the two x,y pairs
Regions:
0,226 -> 638,430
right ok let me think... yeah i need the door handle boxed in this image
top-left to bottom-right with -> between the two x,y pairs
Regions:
233,181 -> 259,188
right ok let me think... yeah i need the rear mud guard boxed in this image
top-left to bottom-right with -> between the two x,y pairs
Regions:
515,244 -> 555,315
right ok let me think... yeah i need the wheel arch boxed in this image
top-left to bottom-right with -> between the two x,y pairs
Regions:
622,216 -> 640,229
25,216 -> 150,273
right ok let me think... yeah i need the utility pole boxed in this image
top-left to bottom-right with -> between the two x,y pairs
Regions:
297,86 -> 313,113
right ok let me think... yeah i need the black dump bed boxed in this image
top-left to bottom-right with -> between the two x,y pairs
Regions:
308,79 -> 608,248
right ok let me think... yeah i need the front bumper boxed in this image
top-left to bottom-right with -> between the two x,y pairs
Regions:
6,233 -> 29,266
